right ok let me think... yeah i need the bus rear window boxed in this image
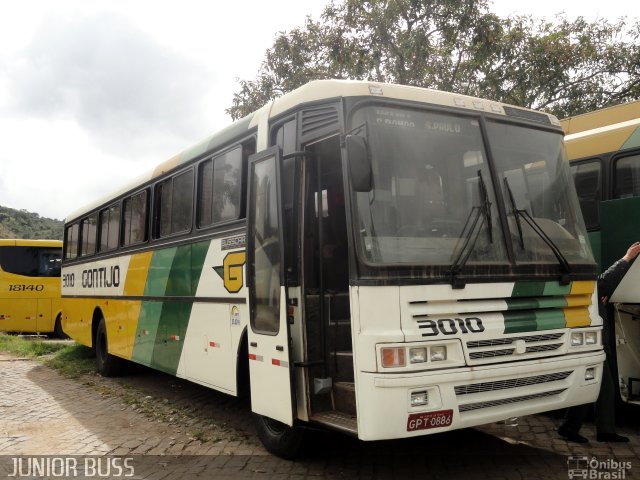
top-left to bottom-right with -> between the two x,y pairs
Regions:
0,246 -> 61,277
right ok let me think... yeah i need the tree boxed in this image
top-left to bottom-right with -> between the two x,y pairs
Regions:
227,0 -> 640,120
476,15 -> 640,117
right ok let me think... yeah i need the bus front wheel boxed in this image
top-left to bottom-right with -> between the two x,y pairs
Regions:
95,318 -> 125,377
253,414 -> 304,459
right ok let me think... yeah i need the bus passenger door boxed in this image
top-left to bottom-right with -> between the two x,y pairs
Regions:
247,147 -> 295,425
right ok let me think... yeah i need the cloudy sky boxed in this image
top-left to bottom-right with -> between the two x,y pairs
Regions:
0,0 -> 633,220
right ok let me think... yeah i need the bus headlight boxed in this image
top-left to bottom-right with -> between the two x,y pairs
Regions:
409,347 -> 427,364
430,346 -> 447,362
378,340 -> 464,371
570,332 -> 584,346
381,347 -> 406,368
410,390 -> 429,407
585,332 -> 598,345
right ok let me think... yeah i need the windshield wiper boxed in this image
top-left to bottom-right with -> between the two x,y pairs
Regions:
503,177 -> 525,250
478,170 -> 493,244
503,177 -> 571,283
448,170 -> 493,289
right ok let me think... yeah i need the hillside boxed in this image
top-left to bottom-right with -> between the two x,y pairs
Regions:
0,205 -> 63,240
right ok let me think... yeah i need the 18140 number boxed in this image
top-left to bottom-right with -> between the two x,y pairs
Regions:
8,284 -> 44,292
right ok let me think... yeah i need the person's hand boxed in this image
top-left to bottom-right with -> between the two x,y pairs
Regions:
622,241 -> 640,262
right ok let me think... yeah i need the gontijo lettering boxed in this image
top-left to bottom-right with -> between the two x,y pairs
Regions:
81,266 -> 120,288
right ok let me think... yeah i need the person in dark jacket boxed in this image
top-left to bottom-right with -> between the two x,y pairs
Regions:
558,241 -> 640,443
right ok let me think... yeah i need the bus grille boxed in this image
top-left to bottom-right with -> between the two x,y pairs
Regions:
466,332 -> 563,348
458,389 -> 566,412
466,332 -> 564,361
454,371 -> 572,395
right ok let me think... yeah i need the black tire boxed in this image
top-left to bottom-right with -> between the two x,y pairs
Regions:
95,318 -> 125,377
254,413 -> 304,459
53,315 -> 68,339
236,335 -> 250,399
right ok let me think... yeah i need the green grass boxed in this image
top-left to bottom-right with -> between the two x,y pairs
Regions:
0,333 -> 95,378
0,333 -> 69,357
44,344 -> 96,378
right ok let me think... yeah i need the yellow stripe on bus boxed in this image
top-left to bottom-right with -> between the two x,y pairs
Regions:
123,252 -> 153,297
565,294 -> 592,307
563,307 -> 592,328
569,280 -> 595,296
106,299 -> 143,360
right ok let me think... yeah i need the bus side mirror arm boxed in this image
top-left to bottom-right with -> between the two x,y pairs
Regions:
345,135 -> 372,192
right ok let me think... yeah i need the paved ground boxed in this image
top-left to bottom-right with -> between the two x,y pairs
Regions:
0,351 -> 639,479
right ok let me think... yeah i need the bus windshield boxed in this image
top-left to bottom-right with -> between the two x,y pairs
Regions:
350,106 -> 594,270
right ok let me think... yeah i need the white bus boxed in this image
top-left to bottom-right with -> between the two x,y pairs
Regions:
62,80 -> 605,457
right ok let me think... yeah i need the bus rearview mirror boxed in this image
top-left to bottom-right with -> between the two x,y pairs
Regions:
346,135 -> 372,192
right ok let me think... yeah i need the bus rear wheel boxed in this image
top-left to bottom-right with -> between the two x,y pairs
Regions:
95,318 -> 125,377
253,414 -> 304,459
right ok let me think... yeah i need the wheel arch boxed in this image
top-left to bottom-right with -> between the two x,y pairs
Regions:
235,327 -> 250,397
91,307 -> 105,349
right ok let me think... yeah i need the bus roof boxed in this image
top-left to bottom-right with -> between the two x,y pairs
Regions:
0,239 -> 62,248
65,79 -> 562,223
561,100 -> 640,160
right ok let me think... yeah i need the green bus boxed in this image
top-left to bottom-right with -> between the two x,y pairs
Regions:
563,100 -> 640,405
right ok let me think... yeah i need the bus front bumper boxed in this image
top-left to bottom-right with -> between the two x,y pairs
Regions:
355,351 -> 605,441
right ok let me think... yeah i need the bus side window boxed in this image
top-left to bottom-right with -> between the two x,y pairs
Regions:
99,204 -> 120,252
614,154 -> 640,199
122,190 -> 149,246
154,169 -> 194,238
80,214 -> 98,257
197,145 -> 246,228
570,160 -> 601,229
65,223 -> 79,259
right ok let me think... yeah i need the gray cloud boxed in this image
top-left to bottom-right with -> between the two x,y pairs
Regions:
7,12 -> 214,158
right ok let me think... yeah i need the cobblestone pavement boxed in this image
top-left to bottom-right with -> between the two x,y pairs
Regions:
1,351 -> 639,479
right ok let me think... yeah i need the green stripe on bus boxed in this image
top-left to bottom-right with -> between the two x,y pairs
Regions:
132,301 -> 163,365
503,311 -> 538,333
505,298 -> 539,310
542,282 -> 572,296
622,127 -> 640,151
506,293 -> 568,311
144,247 -> 177,297
511,282 -> 545,297
151,301 -> 192,376
133,241 -> 210,374
165,245 -> 193,297
536,297 -> 568,309
535,309 -> 566,330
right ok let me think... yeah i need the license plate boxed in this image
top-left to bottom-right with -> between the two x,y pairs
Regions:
407,409 -> 454,432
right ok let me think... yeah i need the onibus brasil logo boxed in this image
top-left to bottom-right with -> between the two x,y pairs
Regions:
567,456 -> 632,479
